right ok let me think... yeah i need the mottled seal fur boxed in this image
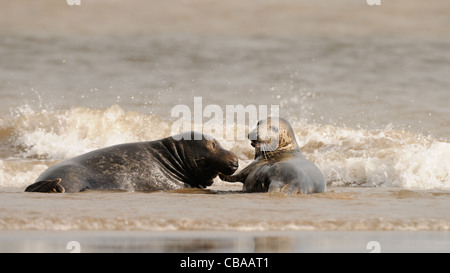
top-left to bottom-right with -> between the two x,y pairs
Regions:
25,132 -> 239,193
220,117 -> 325,194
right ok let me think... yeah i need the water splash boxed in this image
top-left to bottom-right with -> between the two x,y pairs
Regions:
1,105 -> 449,190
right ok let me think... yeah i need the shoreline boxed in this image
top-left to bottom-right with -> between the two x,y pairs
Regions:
1,186 -> 450,233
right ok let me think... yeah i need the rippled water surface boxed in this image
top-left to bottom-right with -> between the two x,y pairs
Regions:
1,0 -> 449,252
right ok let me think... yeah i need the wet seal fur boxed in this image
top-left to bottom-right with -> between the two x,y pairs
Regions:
25,132 -> 239,193
220,117 -> 325,194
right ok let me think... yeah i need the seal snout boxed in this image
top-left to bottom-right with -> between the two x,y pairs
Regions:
250,140 -> 258,148
229,159 -> 239,170
222,155 -> 239,175
248,128 -> 260,148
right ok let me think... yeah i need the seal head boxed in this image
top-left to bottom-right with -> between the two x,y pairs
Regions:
167,131 -> 239,187
248,117 -> 300,159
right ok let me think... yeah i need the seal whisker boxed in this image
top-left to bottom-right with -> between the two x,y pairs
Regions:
260,142 -> 282,160
261,144 -> 270,160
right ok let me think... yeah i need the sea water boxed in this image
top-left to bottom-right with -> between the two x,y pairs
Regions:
0,0 -> 449,252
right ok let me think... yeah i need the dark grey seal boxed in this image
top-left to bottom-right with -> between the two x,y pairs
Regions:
220,117 -> 325,194
25,132 -> 239,193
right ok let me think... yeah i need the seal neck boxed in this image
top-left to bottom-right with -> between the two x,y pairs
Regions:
159,138 -> 214,188
156,139 -> 193,183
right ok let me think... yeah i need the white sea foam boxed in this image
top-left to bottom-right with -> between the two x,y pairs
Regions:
297,124 -> 450,189
0,159 -> 48,188
0,105 -> 449,190
10,105 -> 170,160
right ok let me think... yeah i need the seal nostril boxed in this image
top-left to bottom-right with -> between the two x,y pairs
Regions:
229,160 -> 239,168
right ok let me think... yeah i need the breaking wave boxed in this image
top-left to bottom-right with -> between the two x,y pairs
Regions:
0,105 -> 449,190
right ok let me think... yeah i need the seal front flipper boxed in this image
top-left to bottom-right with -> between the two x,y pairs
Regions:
219,171 -> 248,183
219,173 -> 240,182
269,181 -> 304,194
219,160 -> 259,183
269,179 -> 314,194
25,178 -> 65,193
268,180 -> 285,193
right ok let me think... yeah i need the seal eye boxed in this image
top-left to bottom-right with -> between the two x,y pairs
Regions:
271,126 -> 279,133
211,141 -> 216,148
